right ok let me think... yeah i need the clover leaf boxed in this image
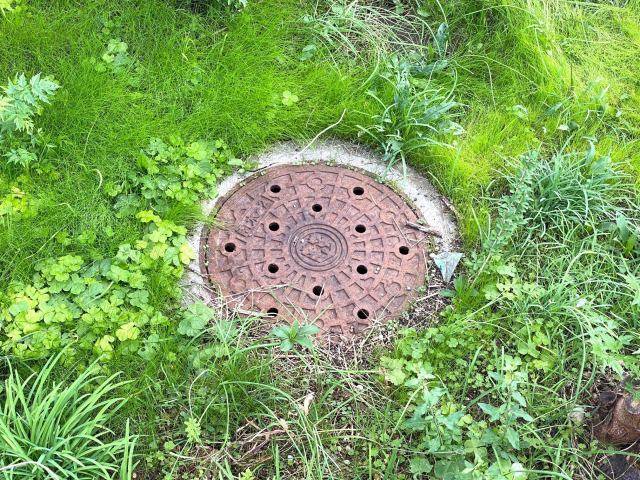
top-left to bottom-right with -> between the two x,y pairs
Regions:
178,242 -> 195,265
116,322 -> 140,342
178,301 -> 213,337
281,90 -> 299,107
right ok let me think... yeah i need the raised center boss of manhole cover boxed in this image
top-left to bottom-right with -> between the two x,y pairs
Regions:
201,164 -> 429,336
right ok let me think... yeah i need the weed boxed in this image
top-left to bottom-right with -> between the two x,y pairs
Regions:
0,73 -> 59,168
0,0 -> 21,16
0,182 -> 37,221
358,56 -> 461,174
107,136 -> 245,217
0,132 -> 246,361
0,212 -> 193,360
281,90 -> 300,107
270,321 -> 319,352
96,38 -> 135,75
178,301 -> 214,337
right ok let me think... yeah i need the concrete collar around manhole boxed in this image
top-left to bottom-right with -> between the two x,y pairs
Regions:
185,141 -> 459,339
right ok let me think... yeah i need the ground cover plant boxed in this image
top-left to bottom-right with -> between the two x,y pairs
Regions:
0,350 -> 136,479
0,0 -> 639,479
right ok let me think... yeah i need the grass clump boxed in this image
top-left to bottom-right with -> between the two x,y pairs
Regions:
357,55 -> 461,176
0,351 -> 136,479
128,313 -> 405,479
407,0 -> 640,240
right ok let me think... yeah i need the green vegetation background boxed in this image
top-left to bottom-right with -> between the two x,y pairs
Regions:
1,0 -> 639,478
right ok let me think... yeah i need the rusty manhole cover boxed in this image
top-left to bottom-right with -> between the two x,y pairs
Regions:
201,164 -> 429,336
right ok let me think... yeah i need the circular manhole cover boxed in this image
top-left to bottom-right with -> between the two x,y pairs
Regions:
201,164 -> 429,336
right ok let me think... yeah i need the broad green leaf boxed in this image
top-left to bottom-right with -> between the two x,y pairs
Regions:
178,301 -> 213,337
116,322 -> 140,342
410,456 -> 432,475
478,402 -> 502,421
178,242 -> 195,265
505,427 -> 520,450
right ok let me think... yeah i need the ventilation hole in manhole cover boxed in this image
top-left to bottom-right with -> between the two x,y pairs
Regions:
201,164 -> 429,337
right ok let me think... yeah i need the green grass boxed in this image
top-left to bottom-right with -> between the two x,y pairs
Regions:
410,0 -> 640,240
0,0 -> 370,288
0,2 -> 375,475
0,350 -> 136,479
382,144 -> 640,477
1,0 -> 640,478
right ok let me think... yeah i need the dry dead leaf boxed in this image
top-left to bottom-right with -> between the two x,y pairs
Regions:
302,392 -> 315,415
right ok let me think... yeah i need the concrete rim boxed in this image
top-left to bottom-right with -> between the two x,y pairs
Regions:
184,140 -> 459,309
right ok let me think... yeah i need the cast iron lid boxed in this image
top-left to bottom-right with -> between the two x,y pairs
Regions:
201,163 -> 429,336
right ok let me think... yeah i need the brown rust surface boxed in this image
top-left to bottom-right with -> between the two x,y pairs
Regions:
595,392 -> 640,446
201,164 -> 429,336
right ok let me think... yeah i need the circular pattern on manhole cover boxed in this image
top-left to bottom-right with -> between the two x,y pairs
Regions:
201,164 -> 429,336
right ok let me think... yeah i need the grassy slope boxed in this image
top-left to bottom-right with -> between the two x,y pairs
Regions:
5,0 -> 637,271
0,0 -> 368,288
411,0 -> 640,240
1,0 -> 640,478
